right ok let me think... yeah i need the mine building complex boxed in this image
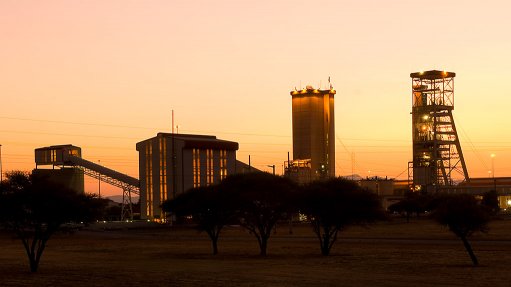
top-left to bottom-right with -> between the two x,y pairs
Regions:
28,70 -> 511,221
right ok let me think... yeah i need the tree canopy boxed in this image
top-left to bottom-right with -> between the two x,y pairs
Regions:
388,192 -> 432,222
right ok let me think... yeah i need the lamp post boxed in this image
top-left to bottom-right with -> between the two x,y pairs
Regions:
491,153 -> 496,178
98,159 -> 101,197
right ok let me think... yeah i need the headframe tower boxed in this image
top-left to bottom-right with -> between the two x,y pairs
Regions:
409,70 -> 469,193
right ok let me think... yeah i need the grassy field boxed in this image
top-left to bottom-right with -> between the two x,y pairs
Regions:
1,218 -> 511,286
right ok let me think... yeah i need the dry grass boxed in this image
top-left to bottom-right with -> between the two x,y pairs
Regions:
1,218 -> 511,286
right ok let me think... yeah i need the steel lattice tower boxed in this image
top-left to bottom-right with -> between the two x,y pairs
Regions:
409,70 -> 469,193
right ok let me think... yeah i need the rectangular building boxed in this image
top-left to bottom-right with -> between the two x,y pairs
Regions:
136,133 -> 238,220
34,145 -> 84,194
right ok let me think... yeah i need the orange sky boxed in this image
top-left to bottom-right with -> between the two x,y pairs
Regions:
1,0 -> 511,196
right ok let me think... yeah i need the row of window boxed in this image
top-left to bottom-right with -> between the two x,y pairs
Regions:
193,149 -> 228,187
145,144 -> 230,218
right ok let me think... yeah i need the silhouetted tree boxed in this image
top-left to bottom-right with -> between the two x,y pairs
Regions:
431,194 -> 491,266
299,178 -> 385,256
388,192 -> 431,222
161,185 -> 236,255
0,171 -> 104,272
220,173 -> 296,256
481,190 -> 500,215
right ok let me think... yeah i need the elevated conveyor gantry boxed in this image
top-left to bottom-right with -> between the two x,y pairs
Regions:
35,145 -> 139,221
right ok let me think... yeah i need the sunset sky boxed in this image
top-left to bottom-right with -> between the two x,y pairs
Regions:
1,0 -> 511,196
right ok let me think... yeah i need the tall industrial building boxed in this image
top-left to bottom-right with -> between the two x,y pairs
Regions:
136,133 -> 239,220
287,85 -> 335,183
409,70 -> 469,193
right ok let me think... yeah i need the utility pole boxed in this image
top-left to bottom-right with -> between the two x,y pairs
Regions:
267,164 -> 275,175
98,160 -> 101,197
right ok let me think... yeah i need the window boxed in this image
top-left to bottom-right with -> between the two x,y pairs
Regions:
219,150 -> 227,180
51,149 -> 57,162
206,149 -> 213,185
159,137 -> 167,204
146,143 -> 153,217
193,148 -> 201,188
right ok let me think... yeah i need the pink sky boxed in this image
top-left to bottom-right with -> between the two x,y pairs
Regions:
1,0 -> 511,196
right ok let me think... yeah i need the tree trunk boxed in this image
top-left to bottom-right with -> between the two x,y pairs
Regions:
211,237 -> 218,255
259,237 -> 268,256
206,229 -> 220,255
29,239 -> 48,272
460,236 -> 478,266
321,234 -> 331,256
29,257 -> 39,273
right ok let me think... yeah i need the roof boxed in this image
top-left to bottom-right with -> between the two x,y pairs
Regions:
410,70 -> 456,80
234,160 -> 263,174
136,133 -> 239,151
458,177 -> 511,186
35,144 -> 81,151
290,89 -> 336,96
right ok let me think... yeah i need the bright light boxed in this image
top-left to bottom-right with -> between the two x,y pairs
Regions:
491,153 -> 496,158
422,115 -> 429,120
507,199 -> 511,206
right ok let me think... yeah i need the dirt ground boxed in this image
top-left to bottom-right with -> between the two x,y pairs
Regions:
1,218 -> 511,287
